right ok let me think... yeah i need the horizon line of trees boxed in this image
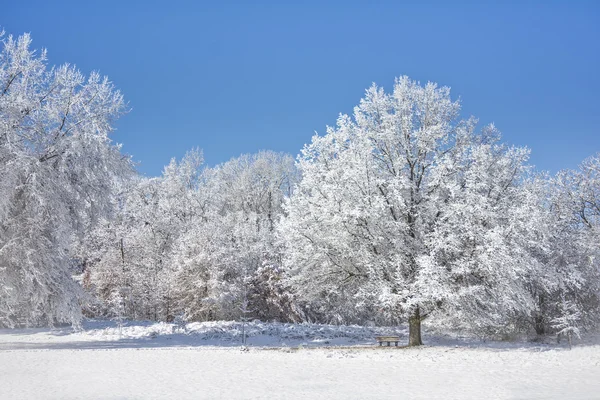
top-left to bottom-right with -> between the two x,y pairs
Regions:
1,32 -> 598,346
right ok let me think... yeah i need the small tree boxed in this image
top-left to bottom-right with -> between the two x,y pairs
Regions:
238,267 -> 255,347
109,288 -> 126,337
552,298 -> 581,349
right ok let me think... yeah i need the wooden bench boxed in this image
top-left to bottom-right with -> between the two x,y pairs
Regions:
375,336 -> 400,347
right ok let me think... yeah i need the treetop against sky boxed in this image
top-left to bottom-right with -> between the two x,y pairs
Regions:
4,0 -> 599,175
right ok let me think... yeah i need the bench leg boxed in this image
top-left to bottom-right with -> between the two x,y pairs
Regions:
379,342 -> 382,346
395,342 -> 398,346
387,342 -> 390,346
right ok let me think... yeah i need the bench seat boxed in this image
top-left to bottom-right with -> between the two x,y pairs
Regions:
375,335 -> 401,346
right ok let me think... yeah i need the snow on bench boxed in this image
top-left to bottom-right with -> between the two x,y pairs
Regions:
375,336 -> 400,347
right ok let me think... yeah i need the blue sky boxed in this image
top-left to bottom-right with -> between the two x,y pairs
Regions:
4,0 -> 599,176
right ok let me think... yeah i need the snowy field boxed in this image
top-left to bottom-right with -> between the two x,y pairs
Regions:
1,321 -> 599,400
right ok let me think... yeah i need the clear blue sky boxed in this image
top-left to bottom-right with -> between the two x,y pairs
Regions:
4,0 -> 599,176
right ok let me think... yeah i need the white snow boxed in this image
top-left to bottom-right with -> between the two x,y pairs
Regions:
0,320 -> 599,399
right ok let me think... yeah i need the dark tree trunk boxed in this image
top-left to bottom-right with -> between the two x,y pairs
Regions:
534,315 -> 545,336
534,294 -> 546,335
408,307 -> 423,346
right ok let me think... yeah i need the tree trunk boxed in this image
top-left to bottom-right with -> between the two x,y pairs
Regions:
534,314 -> 545,336
408,307 -> 423,346
534,294 -> 546,335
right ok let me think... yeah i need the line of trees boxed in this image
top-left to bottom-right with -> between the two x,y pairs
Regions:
1,32 -> 598,345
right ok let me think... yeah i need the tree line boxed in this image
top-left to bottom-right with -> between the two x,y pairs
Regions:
1,32 -> 598,345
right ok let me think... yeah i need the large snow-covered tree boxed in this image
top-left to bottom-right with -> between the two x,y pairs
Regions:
0,32 -> 131,327
280,77 -> 543,345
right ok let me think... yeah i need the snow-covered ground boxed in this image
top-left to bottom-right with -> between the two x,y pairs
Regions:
0,320 -> 598,399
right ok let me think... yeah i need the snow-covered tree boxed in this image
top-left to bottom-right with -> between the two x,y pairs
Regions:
279,77 -> 543,345
84,149 -> 204,321
552,297 -> 581,348
0,32 -> 131,327
535,153 -> 600,335
173,151 -> 299,322
85,150 -> 299,323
